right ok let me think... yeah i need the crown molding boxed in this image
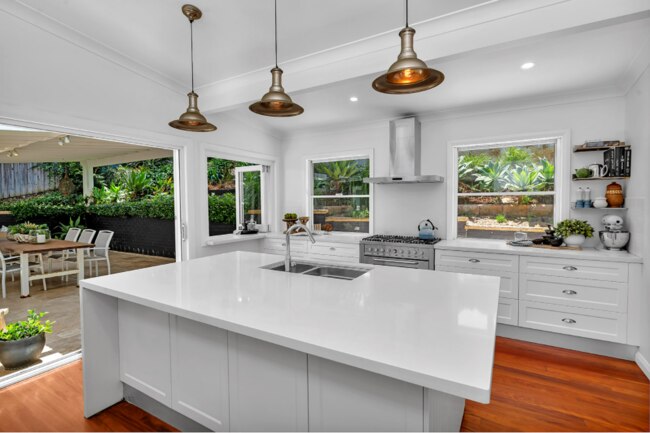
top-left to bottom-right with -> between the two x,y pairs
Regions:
619,34 -> 650,95
0,1 -> 187,95
201,0 -> 650,114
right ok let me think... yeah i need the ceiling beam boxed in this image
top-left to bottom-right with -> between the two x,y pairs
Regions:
199,0 -> 650,114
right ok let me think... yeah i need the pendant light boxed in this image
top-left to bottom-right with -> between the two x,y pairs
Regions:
372,0 -> 444,94
249,0 -> 304,117
169,4 -> 216,132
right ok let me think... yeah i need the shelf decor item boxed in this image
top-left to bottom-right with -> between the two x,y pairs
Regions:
574,167 -> 593,179
605,182 -> 624,208
0,310 -> 54,370
593,197 -> 608,208
555,219 -> 594,247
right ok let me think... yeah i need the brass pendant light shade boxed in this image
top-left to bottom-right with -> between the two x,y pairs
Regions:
249,0 -> 303,117
249,67 -> 304,117
169,4 -> 216,132
372,1 -> 444,94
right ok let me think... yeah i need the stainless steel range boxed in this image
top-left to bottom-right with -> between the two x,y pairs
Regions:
360,235 -> 440,270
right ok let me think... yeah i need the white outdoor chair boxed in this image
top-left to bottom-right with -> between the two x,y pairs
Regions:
62,229 -> 96,282
1,250 -> 47,298
48,227 -> 82,273
84,230 -> 114,277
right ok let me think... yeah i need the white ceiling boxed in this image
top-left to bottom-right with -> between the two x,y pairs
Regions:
17,0 -> 489,89
0,127 -> 172,163
225,16 -> 650,135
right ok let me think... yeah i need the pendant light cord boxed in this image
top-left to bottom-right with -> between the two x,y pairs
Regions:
405,0 -> 409,27
190,19 -> 195,92
274,0 -> 278,68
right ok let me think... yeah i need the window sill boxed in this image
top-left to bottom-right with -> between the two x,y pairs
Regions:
204,233 -> 267,247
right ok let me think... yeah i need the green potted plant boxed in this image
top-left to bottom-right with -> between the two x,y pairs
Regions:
7,222 -> 48,243
0,309 -> 54,369
283,213 -> 298,231
555,219 -> 594,247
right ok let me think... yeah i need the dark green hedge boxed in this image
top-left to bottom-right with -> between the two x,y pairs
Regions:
1,192 -> 236,224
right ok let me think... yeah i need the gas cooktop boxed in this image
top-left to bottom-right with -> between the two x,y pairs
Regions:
361,235 -> 441,245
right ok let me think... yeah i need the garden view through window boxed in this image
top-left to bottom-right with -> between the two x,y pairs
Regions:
207,157 -> 263,236
456,140 -> 556,240
311,158 -> 370,233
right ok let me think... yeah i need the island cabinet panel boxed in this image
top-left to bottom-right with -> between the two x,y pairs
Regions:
497,298 -> 518,325
227,333 -> 308,432
117,300 -> 171,406
170,317 -> 230,432
307,356 -> 424,432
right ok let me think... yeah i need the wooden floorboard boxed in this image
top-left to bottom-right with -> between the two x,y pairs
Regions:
0,337 -> 647,431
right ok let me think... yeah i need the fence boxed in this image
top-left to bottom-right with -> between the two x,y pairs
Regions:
0,163 -> 57,199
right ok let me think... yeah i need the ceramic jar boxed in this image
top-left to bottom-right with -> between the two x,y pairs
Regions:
605,182 -> 624,208
593,197 -> 608,208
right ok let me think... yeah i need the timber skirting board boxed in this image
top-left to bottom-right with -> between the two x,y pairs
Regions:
635,351 -> 650,380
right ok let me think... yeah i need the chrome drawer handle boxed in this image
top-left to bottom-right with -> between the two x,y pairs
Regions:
562,289 -> 578,295
329,247 -> 336,251
562,318 -> 576,324
469,259 -> 480,263
563,266 -> 577,271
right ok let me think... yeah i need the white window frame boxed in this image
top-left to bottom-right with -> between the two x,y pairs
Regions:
305,151 -> 374,235
235,164 -> 269,228
204,149 -> 277,240
447,132 -> 569,240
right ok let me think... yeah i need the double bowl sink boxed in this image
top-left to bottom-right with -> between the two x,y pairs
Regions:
262,261 -> 370,281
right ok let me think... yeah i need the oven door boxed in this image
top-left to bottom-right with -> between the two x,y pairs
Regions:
366,256 -> 430,269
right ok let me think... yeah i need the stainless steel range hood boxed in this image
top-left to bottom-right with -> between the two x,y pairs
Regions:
363,117 -> 444,184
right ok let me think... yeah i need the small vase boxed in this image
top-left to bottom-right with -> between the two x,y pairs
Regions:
564,234 -> 586,247
0,333 -> 46,369
605,182 -> 624,208
593,197 -> 608,209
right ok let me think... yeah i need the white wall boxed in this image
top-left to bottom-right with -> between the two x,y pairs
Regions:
282,97 -> 626,243
0,9 -> 281,259
625,66 -> 650,366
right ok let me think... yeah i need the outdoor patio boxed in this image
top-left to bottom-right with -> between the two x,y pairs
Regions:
0,251 -> 173,377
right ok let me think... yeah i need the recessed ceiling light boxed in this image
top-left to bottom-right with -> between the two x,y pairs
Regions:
521,62 -> 535,70
349,96 -> 359,102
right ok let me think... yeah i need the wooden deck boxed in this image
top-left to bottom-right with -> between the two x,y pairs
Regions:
0,337 -> 646,431
0,251 -> 174,376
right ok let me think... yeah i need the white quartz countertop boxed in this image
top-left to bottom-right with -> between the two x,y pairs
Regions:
436,239 -> 642,263
81,251 -> 500,403
205,232 -> 363,246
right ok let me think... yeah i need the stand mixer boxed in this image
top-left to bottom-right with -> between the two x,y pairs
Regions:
599,214 -> 630,251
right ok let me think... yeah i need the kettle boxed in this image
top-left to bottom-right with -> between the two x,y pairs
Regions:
418,219 -> 437,240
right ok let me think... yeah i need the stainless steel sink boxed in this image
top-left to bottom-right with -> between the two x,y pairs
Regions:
262,261 -> 370,280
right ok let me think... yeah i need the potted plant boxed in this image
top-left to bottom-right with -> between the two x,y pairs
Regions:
555,219 -> 594,247
0,309 -> 54,369
282,213 -> 298,231
7,222 -> 49,243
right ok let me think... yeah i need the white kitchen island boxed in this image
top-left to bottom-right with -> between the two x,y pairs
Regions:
81,251 -> 500,432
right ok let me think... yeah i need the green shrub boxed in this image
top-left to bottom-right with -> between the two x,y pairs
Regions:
0,310 -> 54,342
495,214 -> 507,224
89,194 -> 175,220
208,193 -> 236,225
555,219 -> 594,238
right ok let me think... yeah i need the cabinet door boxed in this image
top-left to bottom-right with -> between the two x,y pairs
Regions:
308,355 -> 423,432
118,300 -> 171,406
497,297 -> 518,325
170,316 -> 230,431
228,333 -> 308,432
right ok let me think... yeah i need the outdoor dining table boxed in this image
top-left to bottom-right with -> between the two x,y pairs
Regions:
0,238 -> 94,298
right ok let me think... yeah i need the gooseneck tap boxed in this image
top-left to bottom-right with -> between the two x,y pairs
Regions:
285,223 -> 316,271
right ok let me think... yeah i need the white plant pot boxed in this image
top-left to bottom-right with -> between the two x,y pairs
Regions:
564,234 -> 586,247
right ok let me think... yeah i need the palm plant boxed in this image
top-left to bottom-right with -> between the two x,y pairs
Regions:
123,169 -> 152,199
315,160 -> 365,195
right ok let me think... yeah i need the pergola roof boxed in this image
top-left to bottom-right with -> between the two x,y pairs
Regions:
0,126 -> 172,165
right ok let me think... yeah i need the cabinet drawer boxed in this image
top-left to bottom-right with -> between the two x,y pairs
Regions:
520,275 -> 627,312
497,298 -> 518,325
519,300 -> 627,343
263,237 -> 307,252
309,242 -> 358,258
519,256 -> 627,283
435,250 -> 518,273
436,265 -> 518,299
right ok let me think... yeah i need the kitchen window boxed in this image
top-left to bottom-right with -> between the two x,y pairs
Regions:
207,157 -> 269,236
450,138 -> 562,240
307,156 -> 371,233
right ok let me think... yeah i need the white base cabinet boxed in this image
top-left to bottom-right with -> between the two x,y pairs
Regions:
170,316 -> 230,431
435,248 -> 637,344
113,301 -> 462,432
262,237 -> 360,263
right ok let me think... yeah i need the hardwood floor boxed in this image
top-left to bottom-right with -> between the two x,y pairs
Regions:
0,337 -> 647,431
462,337 -> 649,432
